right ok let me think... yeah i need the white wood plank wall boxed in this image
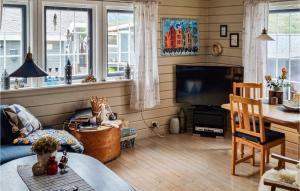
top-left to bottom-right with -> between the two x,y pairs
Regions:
0,0 -> 209,139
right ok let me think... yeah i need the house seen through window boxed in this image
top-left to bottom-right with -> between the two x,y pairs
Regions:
45,7 -> 92,82
0,5 -> 26,77
107,10 -> 134,77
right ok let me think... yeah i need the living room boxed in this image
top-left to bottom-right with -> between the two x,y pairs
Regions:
0,0 -> 300,190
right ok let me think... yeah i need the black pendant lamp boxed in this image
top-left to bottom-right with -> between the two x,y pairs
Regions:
9,0 -> 48,78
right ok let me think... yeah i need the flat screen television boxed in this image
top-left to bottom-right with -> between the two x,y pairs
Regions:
176,65 -> 243,106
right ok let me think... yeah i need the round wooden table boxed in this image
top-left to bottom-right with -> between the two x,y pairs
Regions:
0,153 -> 134,191
69,126 -> 121,163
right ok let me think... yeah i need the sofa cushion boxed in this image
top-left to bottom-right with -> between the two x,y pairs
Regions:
0,144 -> 34,164
0,105 -> 17,145
3,104 -> 42,137
13,129 -> 84,153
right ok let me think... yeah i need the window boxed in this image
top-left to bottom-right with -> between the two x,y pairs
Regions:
44,7 -> 92,81
0,5 -> 26,77
106,10 -> 134,77
267,8 -> 300,94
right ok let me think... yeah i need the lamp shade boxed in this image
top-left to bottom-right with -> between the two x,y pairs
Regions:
257,28 -> 274,41
9,52 -> 48,77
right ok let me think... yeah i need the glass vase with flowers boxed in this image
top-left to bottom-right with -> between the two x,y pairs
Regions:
265,68 -> 290,104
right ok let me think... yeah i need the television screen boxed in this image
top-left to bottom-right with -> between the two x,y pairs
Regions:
176,65 -> 243,106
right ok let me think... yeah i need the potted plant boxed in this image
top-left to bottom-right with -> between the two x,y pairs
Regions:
265,67 -> 290,104
32,136 -> 59,168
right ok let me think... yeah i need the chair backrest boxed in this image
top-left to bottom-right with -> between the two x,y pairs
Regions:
233,82 -> 263,99
230,94 -> 266,143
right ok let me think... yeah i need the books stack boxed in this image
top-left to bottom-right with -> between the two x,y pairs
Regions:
70,108 -> 93,124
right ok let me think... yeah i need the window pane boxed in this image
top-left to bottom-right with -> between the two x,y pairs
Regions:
121,33 -> 128,52
107,10 -> 134,77
277,36 -> 289,58
267,35 -> 277,58
291,12 -> 300,34
267,58 -> 276,77
45,8 -> 91,80
291,59 -> 300,82
269,13 -> 277,34
277,13 -> 290,34
0,6 -> 25,77
291,36 -> 300,58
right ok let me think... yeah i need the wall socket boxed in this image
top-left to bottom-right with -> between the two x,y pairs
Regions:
151,121 -> 159,128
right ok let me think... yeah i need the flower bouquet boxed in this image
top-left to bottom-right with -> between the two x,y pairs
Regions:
265,68 -> 290,104
32,136 -> 59,170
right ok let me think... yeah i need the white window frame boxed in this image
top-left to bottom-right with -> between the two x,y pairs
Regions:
267,8 -> 300,97
1,0 -> 135,90
102,2 -> 133,80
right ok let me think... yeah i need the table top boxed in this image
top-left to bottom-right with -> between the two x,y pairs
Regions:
0,153 -> 135,191
221,103 -> 300,130
69,120 -> 122,133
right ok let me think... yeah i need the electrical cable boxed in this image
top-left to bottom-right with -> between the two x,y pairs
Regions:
140,109 -> 165,138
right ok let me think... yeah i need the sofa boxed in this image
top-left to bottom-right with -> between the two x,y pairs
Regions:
0,105 -> 34,164
0,104 -> 80,165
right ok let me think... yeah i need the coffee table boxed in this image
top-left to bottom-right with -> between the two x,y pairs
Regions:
0,153 -> 135,191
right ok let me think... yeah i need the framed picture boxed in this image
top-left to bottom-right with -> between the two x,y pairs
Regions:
161,18 -> 199,56
220,25 -> 227,37
230,33 -> 239,47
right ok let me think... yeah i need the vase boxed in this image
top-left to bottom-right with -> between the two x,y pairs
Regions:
269,89 -> 283,104
37,151 -> 57,168
170,117 -> 180,134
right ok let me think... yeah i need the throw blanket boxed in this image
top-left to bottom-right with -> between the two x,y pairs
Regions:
13,130 -> 84,153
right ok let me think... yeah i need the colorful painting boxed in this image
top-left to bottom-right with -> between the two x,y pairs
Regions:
161,18 -> 199,56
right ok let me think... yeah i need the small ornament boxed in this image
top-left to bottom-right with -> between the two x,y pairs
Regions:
124,63 -> 131,79
14,79 -> 19,89
53,13 -> 57,31
58,150 -> 69,174
82,74 -> 96,83
65,58 -> 72,84
47,156 -> 58,175
1,69 -> 10,90
32,162 -> 46,176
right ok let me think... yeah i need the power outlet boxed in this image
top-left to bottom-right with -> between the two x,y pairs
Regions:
151,121 -> 159,128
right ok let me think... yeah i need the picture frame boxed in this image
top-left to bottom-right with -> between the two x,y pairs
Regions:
160,18 -> 199,56
220,25 -> 227,37
230,33 -> 239,47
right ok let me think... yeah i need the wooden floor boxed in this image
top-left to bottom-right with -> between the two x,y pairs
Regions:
106,133 -> 279,191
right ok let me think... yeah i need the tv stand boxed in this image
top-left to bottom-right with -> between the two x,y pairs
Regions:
193,105 -> 227,137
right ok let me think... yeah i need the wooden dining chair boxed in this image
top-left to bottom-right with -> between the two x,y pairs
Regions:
232,82 -> 270,162
230,94 -> 285,176
233,82 -> 263,99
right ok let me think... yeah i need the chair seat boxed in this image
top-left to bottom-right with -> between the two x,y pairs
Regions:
234,129 -> 285,145
235,115 -> 271,127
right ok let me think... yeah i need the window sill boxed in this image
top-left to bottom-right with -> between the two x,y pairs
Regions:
0,79 -> 132,95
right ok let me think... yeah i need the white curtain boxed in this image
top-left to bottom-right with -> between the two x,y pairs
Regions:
0,0 -> 3,29
243,0 -> 269,83
130,0 -> 160,110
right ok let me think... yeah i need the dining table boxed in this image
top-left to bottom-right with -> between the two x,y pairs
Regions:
221,102 -> 300,159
